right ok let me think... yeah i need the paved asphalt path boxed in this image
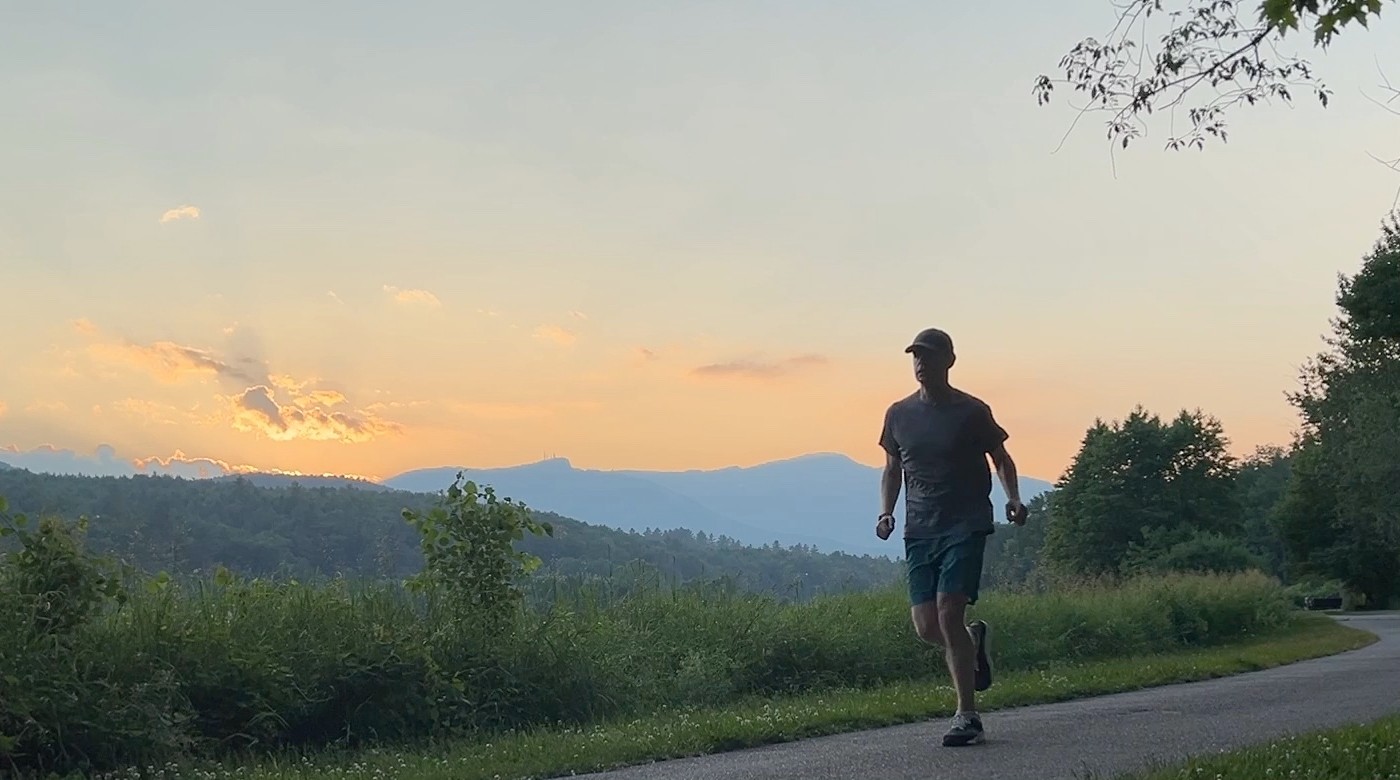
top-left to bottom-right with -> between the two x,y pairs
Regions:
569,613 -> 1400,780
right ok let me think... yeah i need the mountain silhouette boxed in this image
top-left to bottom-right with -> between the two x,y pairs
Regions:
0,451 -> 1055,557
384,453 -> 1054,557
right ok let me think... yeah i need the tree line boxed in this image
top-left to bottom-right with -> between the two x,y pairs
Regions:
980,217 -> 1400,609
0,468 -> 903,601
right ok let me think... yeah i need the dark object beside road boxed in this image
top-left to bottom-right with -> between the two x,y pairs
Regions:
1305,596 -> 1343,610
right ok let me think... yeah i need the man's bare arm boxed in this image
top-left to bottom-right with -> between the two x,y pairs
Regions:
881,450 -> 902,516
988,444 -> 1020,503
989,444 -> 1027,524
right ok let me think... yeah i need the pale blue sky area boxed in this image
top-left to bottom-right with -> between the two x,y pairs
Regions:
1,1 -> 1398,477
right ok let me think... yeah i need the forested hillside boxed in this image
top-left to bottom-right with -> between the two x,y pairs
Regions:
0,468 -> 903,599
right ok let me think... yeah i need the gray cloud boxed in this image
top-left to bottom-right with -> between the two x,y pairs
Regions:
691,353 -> 829,380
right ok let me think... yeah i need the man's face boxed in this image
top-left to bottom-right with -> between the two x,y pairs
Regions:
911,346 -> 951,383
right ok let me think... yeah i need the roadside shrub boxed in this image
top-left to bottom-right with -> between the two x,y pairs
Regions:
1123,529 -> 1267,577
0,490 -> 1302,777
0,503 -> 187,775
1283,576 -> 1352,609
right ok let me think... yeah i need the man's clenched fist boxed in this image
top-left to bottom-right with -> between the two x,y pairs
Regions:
1005,500 -> 1028,526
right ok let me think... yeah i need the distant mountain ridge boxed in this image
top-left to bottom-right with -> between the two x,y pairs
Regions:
382,453 -> 1054,557
0,453 -> 1055,557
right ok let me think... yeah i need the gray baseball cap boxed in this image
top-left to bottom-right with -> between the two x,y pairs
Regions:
904,327 -> 954,354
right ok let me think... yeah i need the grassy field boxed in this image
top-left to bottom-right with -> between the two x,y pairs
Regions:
0,508 -> 1369,779
1119,712 -> 1400,780
89,613 -> 1373,780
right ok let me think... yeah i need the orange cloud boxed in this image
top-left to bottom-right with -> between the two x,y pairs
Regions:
534,325 -> 577,346
383,285 -> 441,307
86,336 -> 263,385
132,450 -> 382,482
633,346 -> 659,365
160,205 -> 201,223
71,318 -> 98,335
365,399 -> 431,412
692,353 -> 829,380
299,389 -> 348,408
269,373 -> 314,393
228,385 -> 400,443
0,400 -> 7,417
71,322 -> 391,444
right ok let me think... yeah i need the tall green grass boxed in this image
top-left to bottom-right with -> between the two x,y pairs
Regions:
1,559 -> 1295,777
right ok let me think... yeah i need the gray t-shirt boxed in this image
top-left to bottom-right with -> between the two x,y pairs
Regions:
878,388 -> 1009,539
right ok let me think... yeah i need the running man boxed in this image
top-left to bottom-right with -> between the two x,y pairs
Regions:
875,327 -> 1028,747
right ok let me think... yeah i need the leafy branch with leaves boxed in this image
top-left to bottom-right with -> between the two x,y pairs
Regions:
402,473 -> 553,634
1034,0 -> 1392,151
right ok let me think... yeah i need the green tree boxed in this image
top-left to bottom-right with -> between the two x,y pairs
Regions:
981,493 -> 1053,590
1235,445 -> 1292,576
402,473 -> 553,634
1033,0 -> 1395,150
1275,216 -> 1400,607
0,468 -> 904,602
1044,407 -> 1241,578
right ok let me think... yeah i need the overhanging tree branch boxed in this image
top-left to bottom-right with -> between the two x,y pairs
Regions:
1033,0 -> 1393,151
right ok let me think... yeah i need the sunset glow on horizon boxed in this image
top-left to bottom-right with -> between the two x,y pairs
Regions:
3,3 -> 1398,485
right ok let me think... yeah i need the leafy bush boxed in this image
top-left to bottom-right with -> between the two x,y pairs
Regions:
1283,576 -> 1354,609
1122,528 -> 1267,577
0,500 -> 187,774
0,490 -> 1299,778
402,472 -> 552,636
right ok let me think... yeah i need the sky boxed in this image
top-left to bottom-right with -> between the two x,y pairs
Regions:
2,1 -> 1398,484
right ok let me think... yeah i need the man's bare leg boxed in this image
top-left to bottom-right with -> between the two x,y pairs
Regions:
910,601 -> 945,647
936,592 -> 977,714
935,592 -> 985,746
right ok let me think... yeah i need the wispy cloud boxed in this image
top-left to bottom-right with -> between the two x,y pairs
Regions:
0,443 -> 379,481
632,346 -> 659,365
691,353 -> 829,381
327,291 -> 345,305
0,443 -> 131,477
74,319 -> 266,386
25,400 -> 69,414
69,321 -> 394,444
365,399 -> 431,411
87,339 -> 263,385
268,373 -> 314,394
0,400 -> 7,418
111,398 -> 188,426
130,450 -> 381,482
159,205 -> 201,223
570,310 -> 588,320
131,450 -> 249,479
449,399 -> 601,421
302,389 -> 348,407
383,285 -> 441,307
533,324 -> 577,346
228,384 -> 401,443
